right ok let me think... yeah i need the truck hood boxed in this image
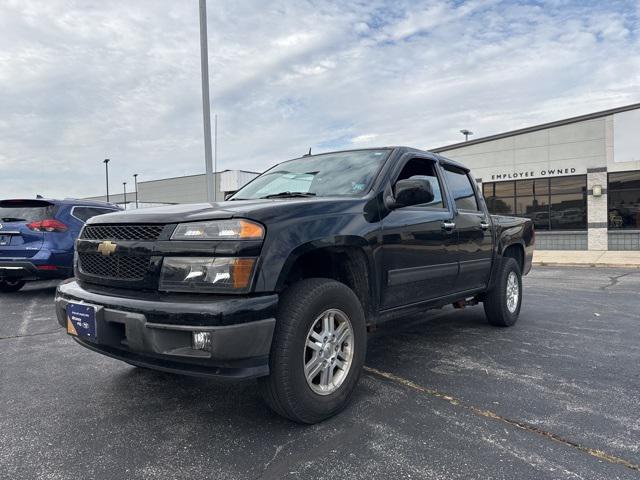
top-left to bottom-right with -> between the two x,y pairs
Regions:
87,197 -> 369,225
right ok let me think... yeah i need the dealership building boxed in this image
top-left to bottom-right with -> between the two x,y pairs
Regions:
433,103 -> 640,251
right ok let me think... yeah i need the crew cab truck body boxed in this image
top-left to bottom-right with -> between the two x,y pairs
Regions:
55,147 -> 534,423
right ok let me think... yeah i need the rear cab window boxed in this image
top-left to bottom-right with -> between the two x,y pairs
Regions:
442,166 -> 480,211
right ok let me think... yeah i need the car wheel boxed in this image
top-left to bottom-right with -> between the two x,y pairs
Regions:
0,279 -> 26,292
483,257 -> 522,327
258,278 -> 367,424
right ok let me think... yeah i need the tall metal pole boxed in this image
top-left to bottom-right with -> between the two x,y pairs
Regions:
133,174 -> 139,209
214,113 -> 218,201
199,0 -> 215,203
123,182 -> 127,210
103,159 -> 110,202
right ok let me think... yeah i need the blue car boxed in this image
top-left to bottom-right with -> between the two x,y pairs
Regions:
0,198 -> 120,292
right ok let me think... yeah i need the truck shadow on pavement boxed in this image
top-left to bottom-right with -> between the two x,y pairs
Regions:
106,305 -> 491,425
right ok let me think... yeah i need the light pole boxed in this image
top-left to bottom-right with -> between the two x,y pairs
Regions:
133,174 -> 139,209
123,182 -> 127,210
214,113 -> 218,201
460,129 -> 473,141
199,0 -> 215,203
103,159 -> 110,202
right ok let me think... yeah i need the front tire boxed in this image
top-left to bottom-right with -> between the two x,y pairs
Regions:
258,278 -> 367,424
483,257 -> 522,327
0,279 -> 26,292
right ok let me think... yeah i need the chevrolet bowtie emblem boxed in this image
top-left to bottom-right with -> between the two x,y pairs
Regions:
97,241 -> 117,256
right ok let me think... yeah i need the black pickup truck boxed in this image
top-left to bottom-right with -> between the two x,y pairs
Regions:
55,147 -> 534,423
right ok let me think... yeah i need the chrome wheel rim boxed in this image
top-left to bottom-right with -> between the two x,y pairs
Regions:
506,271 -> 519,313
303,308 -> 354,396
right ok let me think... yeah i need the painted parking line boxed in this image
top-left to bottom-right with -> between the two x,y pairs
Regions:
364,365 -> 640,473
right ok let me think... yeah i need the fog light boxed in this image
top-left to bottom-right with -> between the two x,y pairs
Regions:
192,331 -> 212,351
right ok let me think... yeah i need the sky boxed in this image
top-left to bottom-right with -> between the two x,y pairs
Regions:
1,0 -> 639,199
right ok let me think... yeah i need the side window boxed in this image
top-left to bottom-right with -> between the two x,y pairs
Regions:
395,158 -> 444,208
443,166 -> 480,211
73,207 -> 115,223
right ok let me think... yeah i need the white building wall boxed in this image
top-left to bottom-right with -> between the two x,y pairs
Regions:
85,170 -> 259,206
440,118 -> 607,184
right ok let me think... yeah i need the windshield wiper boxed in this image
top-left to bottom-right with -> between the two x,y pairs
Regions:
260,191 -> 317,199
1,217 -> 26,222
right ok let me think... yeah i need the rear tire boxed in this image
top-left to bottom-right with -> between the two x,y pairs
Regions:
258,278 -> 367,424
483,257 -> 522,327
0,279 -> 26,292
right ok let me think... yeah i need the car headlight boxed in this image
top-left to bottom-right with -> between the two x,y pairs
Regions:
159,257 -> 256,293
171,219 -> 264,240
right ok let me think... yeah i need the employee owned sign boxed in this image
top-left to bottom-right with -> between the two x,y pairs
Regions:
491,167 -> 577,181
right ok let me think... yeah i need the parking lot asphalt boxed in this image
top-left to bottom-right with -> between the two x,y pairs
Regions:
1,267 -> 639,480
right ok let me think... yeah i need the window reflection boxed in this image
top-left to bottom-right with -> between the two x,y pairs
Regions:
489,197 -> 515,215
482,175 -> 586,230
608,171 -> 640,229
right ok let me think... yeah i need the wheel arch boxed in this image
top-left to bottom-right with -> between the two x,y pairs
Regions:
501,241 -> 525,273
274,236 -> 377,321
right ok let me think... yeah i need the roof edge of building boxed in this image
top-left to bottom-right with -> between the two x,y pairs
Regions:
431,102 -> 640,153
136,169 -> 261,185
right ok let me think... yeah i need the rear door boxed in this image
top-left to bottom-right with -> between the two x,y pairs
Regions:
441,165 -> 493,292
381,155 -> 458,309
0,200 -> 56,258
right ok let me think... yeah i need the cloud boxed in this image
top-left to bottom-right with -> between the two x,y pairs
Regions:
0,0 -> 638,199
351,133 -> 378,144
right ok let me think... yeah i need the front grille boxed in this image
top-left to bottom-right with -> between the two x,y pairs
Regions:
81,224 -> 165,241
79,253 -> 150,280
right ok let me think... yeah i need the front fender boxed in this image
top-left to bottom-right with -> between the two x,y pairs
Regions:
273,235 -> 374,291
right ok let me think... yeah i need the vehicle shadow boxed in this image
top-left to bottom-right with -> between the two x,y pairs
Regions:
103,305 -> 493,428
4,279 -> 61,296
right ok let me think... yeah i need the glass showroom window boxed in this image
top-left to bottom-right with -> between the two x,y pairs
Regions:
483,175 -> 587,230
608,171 -> 640,229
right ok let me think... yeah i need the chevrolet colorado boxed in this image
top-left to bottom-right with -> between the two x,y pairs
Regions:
55,147 -> 534,423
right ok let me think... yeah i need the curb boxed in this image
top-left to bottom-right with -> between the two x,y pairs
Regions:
533,262 -> 640,269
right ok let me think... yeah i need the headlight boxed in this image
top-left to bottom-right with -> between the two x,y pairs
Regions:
171,219 -> 264,240
159,257 -> 256,293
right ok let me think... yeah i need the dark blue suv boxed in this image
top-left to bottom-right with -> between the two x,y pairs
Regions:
0,198 -> 120,292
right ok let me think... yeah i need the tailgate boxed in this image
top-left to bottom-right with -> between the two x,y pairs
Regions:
0,222 -> 44,258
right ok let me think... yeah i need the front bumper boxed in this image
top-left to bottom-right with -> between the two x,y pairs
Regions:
55,280 -> 278,380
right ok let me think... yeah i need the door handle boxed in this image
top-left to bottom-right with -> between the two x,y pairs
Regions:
442,221 -> 456,231
480,221 -> 490,230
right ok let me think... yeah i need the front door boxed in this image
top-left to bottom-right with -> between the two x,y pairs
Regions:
381,156 -> 458,309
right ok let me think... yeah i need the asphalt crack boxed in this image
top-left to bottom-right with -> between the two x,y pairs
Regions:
0,329 -> 62,341
600,271 -> 637,290
364,365 -> 640,473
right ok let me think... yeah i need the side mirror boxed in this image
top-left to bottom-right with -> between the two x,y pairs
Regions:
224,193 -> 233,201
388,178 -> 434,209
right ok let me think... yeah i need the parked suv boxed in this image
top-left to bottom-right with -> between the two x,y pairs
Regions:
55,147 -> 534,423
0,198 -> 120,291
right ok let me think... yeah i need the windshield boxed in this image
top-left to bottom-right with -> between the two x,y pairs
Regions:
230,149 -> 390,200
